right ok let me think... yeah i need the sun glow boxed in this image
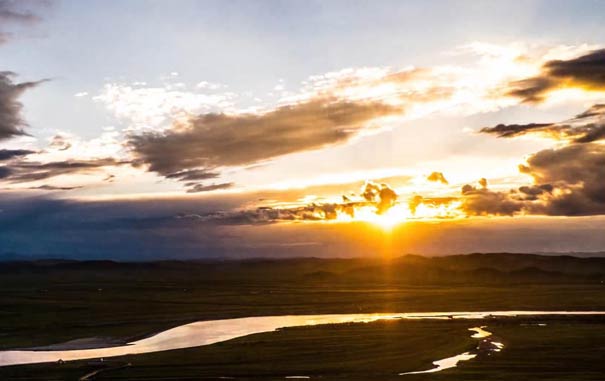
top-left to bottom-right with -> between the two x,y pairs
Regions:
336,204 -> 412,229
332,200 -> 463,229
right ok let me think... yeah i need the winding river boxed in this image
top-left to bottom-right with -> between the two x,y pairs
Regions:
1,311 -> 604,373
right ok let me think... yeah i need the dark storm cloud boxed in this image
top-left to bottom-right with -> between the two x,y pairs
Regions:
0,0 -> 49,44
129,98 -> 400,176
0,72 -> 46,140
508,49 -> 605,103
0,158 -> 122,183
427,171 -> 449,185
480,104 -> 605,143
0,148 -> 35,161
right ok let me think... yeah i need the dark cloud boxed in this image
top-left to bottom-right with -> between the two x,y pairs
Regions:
457,142 -> 605,217
129,98 -> 400,178
186,182 -> 234,193
575,104 -> 605,119
464,102 -> 605,217
514,184 -> 554,201
427,171 -> 448,184
0,0 -> 48,44
0,148 -> 35,161
480,123 -> 554,138
166,169 -> 220,182
508,49 -> 605,103
459,178 -> 524,216
520,143 -> 605,216
481,104 -> 605,144
0,72 -> 46,140
0,158 -> 122,183
28,184 -> 82,191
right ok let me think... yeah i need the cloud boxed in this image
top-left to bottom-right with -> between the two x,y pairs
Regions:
458,143 -> 605,217
0,158 -> 123,183
481,104 -> 605,143
460,180 -> 524,216
129,98 -> 400,176
0,72 -> 46,140
480,123 -> 555,138
465,103 -> 605,217
28,184 -> 82,191
457,142 -> 605,217
175,180 -> 403,224
94,81 -> 234,131
508,49 -> 605,102
427,171 -> 449,185
0,148 -> 35,161
408,195 -> 457,215
0,0 -> 48,44
185,182 -> 234,193
519,143 -> 605,216
360,181 -> 398,214
49,135 -> 72,151
165,169 -> 221,182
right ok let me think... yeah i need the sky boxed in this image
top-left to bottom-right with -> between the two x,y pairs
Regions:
1,0 -> 605,259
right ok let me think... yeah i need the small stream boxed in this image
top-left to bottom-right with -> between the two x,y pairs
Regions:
399,326 -> 499,375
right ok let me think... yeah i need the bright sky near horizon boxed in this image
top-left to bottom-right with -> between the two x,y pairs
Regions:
2,0 -> 605,259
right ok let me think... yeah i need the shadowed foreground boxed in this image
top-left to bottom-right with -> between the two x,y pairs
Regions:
1,254 -> 605,379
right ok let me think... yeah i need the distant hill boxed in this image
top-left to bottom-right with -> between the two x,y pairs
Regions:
1,253 -> 605,285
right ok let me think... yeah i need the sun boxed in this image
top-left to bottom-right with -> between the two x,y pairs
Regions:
331,198 -> 464,229
336,204 -> 410,230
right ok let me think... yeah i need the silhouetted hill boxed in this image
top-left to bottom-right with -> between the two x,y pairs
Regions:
1,253 -> 605,285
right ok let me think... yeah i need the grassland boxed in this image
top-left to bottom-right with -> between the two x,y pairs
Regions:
1,254 -> 605,380
2,317 -> 605,380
